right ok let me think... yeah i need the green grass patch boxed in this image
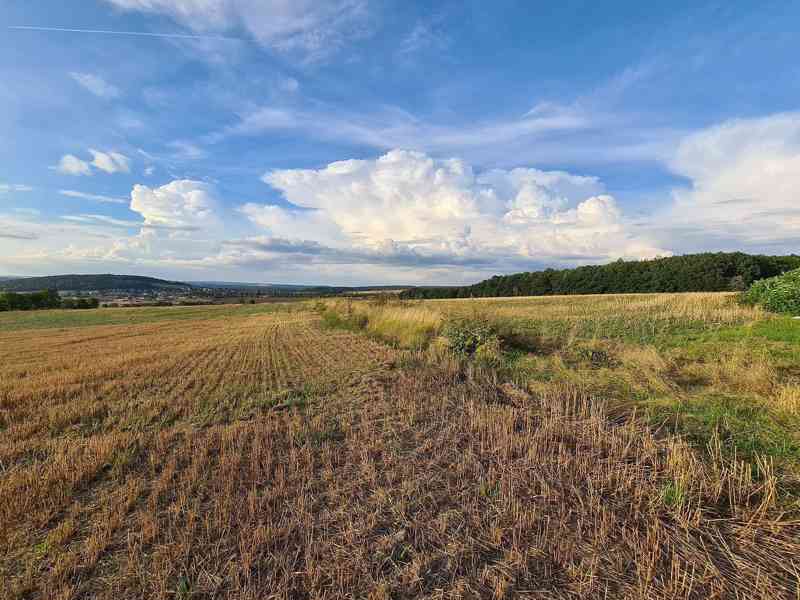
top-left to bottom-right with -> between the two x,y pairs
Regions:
648,393 -> 800,462
660,480 -> 687,509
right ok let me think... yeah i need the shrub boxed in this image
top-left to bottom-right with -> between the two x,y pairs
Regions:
441,318 -> 498,356
321,308 -> 367,331
740,268 -> 800,314
473,335 -> 504,368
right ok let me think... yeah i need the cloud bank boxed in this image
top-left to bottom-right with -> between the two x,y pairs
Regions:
238,150 -> 667,271
8,112 -> 800,283
664,112 -> 800,251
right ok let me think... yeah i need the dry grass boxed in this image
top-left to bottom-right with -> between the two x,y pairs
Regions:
428,292 -> 765,343
320,299 -> 442,348
2,297 -> 799,598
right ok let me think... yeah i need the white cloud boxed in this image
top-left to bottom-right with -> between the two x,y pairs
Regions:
130,179 -> 218,229
1,180 -> 229,276
59,190 -> 128,204
144,166 -> 156,176
665,112 -> 800,250
54,151 -> 131,176
103,0 -> 373,60
242,150 -> 666,270
69,72 -> 120,98
55,154 -> 92,176
90,149 -> 131,174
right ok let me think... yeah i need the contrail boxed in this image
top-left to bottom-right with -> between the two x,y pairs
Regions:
8,25 -> 240,42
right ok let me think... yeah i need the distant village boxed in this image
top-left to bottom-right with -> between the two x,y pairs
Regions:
61,286 -> 316,308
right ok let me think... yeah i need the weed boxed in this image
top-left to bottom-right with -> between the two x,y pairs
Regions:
661,480 -> 687,508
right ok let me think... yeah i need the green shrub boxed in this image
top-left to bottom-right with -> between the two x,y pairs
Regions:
442,318 -> 498,355
741,268 -> 800,314
321,308 -> 368,331
473,335 -> 504,368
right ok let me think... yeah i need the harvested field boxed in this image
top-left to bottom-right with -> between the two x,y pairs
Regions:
2,298 -> 800,599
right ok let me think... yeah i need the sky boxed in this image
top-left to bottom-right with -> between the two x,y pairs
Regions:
1,1 -> 799,285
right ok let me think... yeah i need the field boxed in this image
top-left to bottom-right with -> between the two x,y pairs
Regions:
2,295 -> 800,598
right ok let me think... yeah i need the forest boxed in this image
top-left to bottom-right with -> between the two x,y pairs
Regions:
0,290 -> 99,311
401,252 -> 800,299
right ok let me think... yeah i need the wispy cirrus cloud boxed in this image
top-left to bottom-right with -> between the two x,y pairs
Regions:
59,190 -> 129,204
69,72 -> 120,98
0,183 -> 34,193
101,0 -> 374,61
218,103 -> 590,153
0,231 -> 38,240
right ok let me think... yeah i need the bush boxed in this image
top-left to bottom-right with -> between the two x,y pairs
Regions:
321,307 -> 367,331
740,268 -> 800,314
473,335 -> 504,368
441,318 -> 499,356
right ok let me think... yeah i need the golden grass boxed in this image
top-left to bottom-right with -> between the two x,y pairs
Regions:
321,299 -> 442,348
2,297 -> 799,598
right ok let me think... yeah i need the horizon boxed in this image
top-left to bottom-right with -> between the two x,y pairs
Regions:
2,2 -> 800,285
3,249 -> 798,289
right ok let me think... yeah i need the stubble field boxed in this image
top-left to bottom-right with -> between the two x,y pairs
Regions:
2,295 -> 799,599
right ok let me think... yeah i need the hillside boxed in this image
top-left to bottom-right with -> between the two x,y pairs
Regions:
0,274 -> 191,293
402,252 -> 800,299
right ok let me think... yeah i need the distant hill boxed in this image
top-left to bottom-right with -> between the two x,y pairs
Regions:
402,252 -> 800,299
0,274 -> 191,293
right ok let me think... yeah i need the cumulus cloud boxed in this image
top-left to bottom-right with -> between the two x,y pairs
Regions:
130,179 -> 218,229
103,0 -> 373,60
69,72 -> 120,98
241,150 -> 667,270
665,112 -> 800,251
55,154 -> 92,176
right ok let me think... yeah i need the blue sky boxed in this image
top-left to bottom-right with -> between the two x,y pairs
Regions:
2,1 -> 799,285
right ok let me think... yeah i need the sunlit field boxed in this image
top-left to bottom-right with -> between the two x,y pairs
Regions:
2,294 -> 800,598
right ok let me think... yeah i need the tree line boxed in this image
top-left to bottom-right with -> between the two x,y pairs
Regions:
0,290 -> 100,312
401,252 -> 800,299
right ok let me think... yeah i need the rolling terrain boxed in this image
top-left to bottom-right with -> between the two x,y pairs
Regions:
0,274 -> 191,293
1,295 -> 799,598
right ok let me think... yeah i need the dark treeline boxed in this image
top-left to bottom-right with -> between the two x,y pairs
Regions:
402,253 -> 800,299
0,274 -> 189,293
0,290 -> 99,312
